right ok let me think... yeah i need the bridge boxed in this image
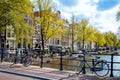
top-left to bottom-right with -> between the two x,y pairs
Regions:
0,62 -> 120,80
1,48 -> 120,80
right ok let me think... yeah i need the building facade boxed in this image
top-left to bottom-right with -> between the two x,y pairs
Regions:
0,10 -> 95,51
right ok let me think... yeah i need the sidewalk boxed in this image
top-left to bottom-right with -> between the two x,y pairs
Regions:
0,62 -> 120,80
0,72 -> 36,80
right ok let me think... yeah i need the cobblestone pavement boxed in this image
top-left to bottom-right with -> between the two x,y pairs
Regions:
0,62 -> 120,80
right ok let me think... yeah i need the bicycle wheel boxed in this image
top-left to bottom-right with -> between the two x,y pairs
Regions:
75,61 -> 84,74
94,61 -> 109,77
22,56 -> 32,67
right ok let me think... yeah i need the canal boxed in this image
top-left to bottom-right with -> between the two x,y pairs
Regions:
100,55 -> 120,77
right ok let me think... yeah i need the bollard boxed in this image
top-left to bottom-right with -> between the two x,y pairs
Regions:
82,62 -> 86,74
60,52 -> 63,71
1,48 -> 4,62
92,59 -> 95,74
92,59 -> 95,66
82,53 -> 86,74
110,54 -> 114,77
40,50 -> 43,68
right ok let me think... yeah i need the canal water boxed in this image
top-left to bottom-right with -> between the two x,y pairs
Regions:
100,55 -> 120,77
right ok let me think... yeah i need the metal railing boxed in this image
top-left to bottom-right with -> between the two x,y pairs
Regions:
92,53 -> 120,77
39,51 -> 120,77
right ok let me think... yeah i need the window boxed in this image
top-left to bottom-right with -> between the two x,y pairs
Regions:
57,40 -> 59,45
10,41 -> 14,48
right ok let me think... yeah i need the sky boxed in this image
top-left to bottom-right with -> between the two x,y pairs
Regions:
52,0 -> 120,33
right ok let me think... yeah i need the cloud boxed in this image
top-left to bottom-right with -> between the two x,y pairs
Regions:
89,5 -> 120,33
53,0 -> 120,33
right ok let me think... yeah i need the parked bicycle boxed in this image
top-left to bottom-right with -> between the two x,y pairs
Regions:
75,51 -> 109,77
10,49 -> 32,67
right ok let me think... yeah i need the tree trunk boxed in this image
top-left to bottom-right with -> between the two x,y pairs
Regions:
41,27 -> 44,50
71,29 -> 74,52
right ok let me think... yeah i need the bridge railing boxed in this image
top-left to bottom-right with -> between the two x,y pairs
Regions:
38,51 -> 120,77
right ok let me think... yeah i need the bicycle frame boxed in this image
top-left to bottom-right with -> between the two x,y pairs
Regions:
90,60 -> 104,71
75,53 -> 109,77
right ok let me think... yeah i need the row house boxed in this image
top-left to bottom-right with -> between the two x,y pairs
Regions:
0,15 -> 33,49
0,31 -> 6,48
0,26 -> 16,49
0,10 -> 95,51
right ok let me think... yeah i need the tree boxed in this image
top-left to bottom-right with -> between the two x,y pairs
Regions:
34,0 -> 65,50
104,32 -> 117,49
116,39 -> 120,47
94,30 -> 106,49
77,19 -> 91,49
0,0 -> 34,47
68,14 -> 78,52
0,0 -> 12,29
84,27 -> 98,49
